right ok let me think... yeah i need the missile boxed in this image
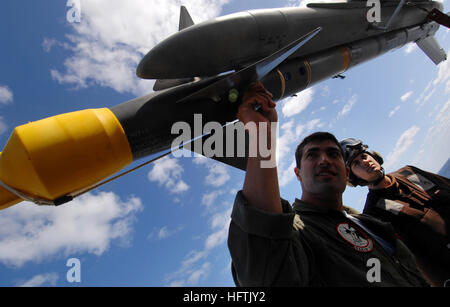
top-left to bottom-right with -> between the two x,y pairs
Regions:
0,1 -> 447,210
137,1 -> 445,79
0,27 -> 321,210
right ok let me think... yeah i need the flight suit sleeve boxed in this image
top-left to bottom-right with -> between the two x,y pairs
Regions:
227,191 -> 313,286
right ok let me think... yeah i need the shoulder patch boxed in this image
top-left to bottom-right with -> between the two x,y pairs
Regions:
406,173 -> 435,191
336,223 -> 373,252
376,198 -> 404,215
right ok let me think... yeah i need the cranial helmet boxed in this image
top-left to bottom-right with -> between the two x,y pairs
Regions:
339,138 -> 385,187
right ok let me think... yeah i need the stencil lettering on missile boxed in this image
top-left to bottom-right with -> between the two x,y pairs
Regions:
66,0 -> 81,23
367,0 -> 381,23
171,115 -> 278,169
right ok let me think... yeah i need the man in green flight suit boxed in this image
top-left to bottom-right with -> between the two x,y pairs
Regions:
227,82 -> 428,286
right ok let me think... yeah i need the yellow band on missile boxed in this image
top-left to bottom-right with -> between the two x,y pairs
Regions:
339,47 -> 351,72
276,69 -> 286,100
304,59 -> 312,87
0,108 -> 133,209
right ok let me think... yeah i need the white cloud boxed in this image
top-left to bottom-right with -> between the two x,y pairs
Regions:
166,249 -> 209,286
50,0 -> 230,95
168,259 -> 211,287
165,206 -> 231,286
279,160 -> 297,187
0,192 -> 142,267
305,118 -> 323,131
433,54 -> 450,93
389,105 -> 401,118
282,88 -> 315,117
18,273 -> 59,287
415,80 -> 434,106
276,118 -> 322,187
158,226 -> 170,240
148,156 -> 189,194
0,85 -> 13,104
205,164 -> 230,187
385,126 -> 420,170
277,120 -> 296,163
400,91 -> 413,102
193,158 -> 230,187
404,43 -> 417,54
229,188 -> 238,195
192,154 -> 208,165
204,208 -> 231,250
414,99 -> 450,171
202,190 -> 225,208
337,94 -> 357,118
277,118 -> 322,163
435,99 -> 450,126
42,38 -> 57,53
148,225 -> 184,241
186,262 -> 211,285
416,54 -> 450,106
173,180 -> 189,193
0,116 -> 7,135
321,85 -> 330,97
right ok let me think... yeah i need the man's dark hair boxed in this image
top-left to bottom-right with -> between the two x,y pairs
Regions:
295,132 -> 344,168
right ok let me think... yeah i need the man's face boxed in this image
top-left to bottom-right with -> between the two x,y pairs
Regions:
294,140 -> 348,197
350,152 -> 382,182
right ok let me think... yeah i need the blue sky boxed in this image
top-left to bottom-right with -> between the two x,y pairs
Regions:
0,0 -> 448,287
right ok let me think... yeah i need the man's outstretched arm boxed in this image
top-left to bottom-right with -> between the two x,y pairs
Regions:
237,82 -> 282,213
229,82 -> 311,287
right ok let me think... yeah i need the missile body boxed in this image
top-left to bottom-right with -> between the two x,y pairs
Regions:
0,1 -> 446,209
138,1 -> 443,79
260,21 -> 440,100
111,19 -> 441,160
110,76 -> 240,160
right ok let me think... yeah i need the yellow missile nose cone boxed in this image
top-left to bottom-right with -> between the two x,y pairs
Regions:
0,108 -> 133,209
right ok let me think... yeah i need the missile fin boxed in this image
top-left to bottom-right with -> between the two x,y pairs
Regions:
179,6 -> 195,31
416,35 -> 447,65
153,77 -> 195,91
